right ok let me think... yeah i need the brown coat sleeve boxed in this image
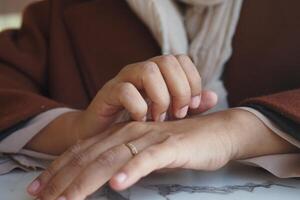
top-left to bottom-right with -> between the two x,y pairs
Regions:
0,1 -> 63,131
241,89 -> 300,125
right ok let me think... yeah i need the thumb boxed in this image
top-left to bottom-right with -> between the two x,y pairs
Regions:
190,90 -> 218,114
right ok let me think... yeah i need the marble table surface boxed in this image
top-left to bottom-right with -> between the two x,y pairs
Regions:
0,163 -> 299,200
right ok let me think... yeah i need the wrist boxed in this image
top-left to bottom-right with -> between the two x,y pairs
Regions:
26,111 -> 83,155
225,108 -> 299,161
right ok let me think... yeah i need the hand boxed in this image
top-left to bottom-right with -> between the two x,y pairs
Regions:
26,55 -> 218,154
26,109 -> 297,200
83,54 -> 217,135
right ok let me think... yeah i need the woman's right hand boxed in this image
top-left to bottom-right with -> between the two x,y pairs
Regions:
26,55 -> 217,154
81,54 -> 218,137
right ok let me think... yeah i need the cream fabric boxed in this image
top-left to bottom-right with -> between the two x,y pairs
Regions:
126,0 -> 243,111
0,108 -> 73,173
0,108 -> 76,154
237,107 -> 300,178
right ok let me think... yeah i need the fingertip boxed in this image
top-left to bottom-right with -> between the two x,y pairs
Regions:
194,90 -> 218,113
159,112 -> 167,122
189,95 -> 201,109
175,105 -> 189,119
153,112 -> 166,122
131,113 -> 147,122
27,179 -> 41,196
109,172 -> 128,191
141,116 -> 147,122
205,90 -> 218,106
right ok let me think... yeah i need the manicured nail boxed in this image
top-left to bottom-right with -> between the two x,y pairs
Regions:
27,180 -> 40,194
57,196 -> 67,200
159,112 -> 166,122
175,105 -> 189,118
190,95 -> 201,109
114,172 -> 127,184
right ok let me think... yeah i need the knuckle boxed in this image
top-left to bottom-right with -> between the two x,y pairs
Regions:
124,120 -> 139,129
70,152 -> 87,168
67,143 -> 82,156
119,63 -> 134,74
176,54 -> 201,79
45,182 -> 60,196
95,149 -> 118,168
161,55 -> 176,65
165,134 -> 182,148
124,121 -> 144,132
117,121 -> 148,138
142,62 -> 159,75
176,54 -> 191,63
71,180 -> 84,195
42,166 -> 56,180
146,131 -> 161,141
118,82 -> 134,97
145,147 -> 159,159
103,79 -> 117,92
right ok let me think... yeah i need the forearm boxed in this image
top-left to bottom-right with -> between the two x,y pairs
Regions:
227,109 -> 299,160
25,111 -> 83,155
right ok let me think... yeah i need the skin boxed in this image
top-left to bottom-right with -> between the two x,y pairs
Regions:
27,109 -> 298,200
25,55 -> 217,155
24,54 -> 298,200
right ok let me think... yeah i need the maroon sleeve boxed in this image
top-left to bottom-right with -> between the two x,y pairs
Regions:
241,89 -> 300,124
0,1 -> 63,131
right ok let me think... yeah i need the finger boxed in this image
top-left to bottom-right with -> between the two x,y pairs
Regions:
56,128 -> 169,200
107,82 -> 148,121
175,55 -> 202,109
118,62 -> 170,121
150,55 -> 191,119
26,133 -> 105,196
110,138 -> 178,191
57,125 -> 168,199
189,90 -> 218,114
36,122 -> 148,200
60,145 -> 132,200
84,81 -> 147,137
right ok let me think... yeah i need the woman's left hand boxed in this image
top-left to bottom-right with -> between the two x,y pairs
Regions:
27,109 -> 297,200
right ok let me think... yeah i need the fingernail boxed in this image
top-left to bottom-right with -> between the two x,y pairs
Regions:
27,180 -> 40,194
57,196 -> 67,200
190,95 -> 201,109
159,112 -> 166,122
175,105 -> 189,118
114,172 -> 127,184
141,116 -> 147,122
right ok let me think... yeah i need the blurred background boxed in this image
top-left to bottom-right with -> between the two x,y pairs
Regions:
0,0 -> 37,31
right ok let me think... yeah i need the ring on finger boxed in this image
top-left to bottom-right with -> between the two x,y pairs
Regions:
125,142 -> 139,156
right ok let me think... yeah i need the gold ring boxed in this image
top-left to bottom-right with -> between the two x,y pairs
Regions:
125,142 -> 138,156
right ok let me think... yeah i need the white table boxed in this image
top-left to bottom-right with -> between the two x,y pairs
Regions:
0,163 -> 299,200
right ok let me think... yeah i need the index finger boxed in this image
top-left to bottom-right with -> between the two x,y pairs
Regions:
60,144 -> 132,200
